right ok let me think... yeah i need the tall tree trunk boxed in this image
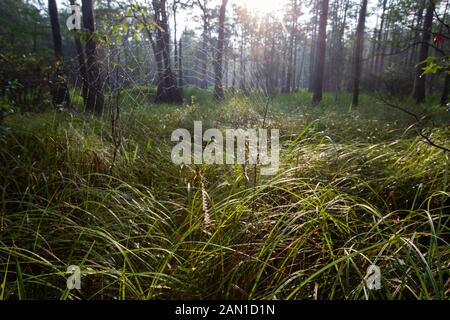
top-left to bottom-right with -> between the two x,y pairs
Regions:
69,0 -> 88,106
441,73 -> 450,106
373,0 -> 388,90
81,0 -> 104,114
74,32 -> 89,104
285,0 -> 298,93
326,0 -> 339,92
178,36 -> 183,87
173,3 -> 178,80
281,37 -> 288,92
224,44 -> 229,88
376,18 -> 390,83
201,24 -> 208,89
328,0 -> 347,92
149,30 -> 165,85
48,0 -> 72,111
152,0 -> 183,103
408,2 -> 425,68
298,45 -> 306,89
308,1 -> 319,92
335,0 -> 349,98
284,36 -> 294,93
133,6 -> 164,85
412,0 -> 434,103
239,29 -> 246,92
368,19 -> 378,77
232,48 -> 236,91
214,0 -> 228,100
312,0 -> 329,105
198,0 -> 209,90
351,0 -> 368,107
292,34 -> 299,90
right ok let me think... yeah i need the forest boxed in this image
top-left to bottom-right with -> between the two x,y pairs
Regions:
0,0 -> 449,300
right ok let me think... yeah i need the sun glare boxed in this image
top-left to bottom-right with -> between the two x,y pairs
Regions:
231,0 -> 284,14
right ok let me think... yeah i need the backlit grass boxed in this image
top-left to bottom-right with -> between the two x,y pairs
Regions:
0,91 -> 449,299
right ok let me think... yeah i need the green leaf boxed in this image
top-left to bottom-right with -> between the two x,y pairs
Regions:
422,62 -> 441,75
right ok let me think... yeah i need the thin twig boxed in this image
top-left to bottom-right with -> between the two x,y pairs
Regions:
376,94 -> 450,153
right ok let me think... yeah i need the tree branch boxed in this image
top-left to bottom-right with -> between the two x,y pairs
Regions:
376,95 -> 450,153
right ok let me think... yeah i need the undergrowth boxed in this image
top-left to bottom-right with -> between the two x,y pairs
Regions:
0,91 -> 449,300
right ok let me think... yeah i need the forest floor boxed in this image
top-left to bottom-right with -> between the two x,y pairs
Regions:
0,88 -> 449,299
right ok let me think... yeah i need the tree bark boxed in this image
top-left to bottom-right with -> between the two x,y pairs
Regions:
197,0 -> 209,89
152,0 -> 183,103
441,73 -> 450,106
173,2 -> 178,81
308,1 -> 319,92
408,2 -> 425,68
81,0 -> 104,114
335,0 -> 348,98
312,0 -> 329,105
48,0 -> 72,112
69,0 -> 88,106
373,0 -> 388,90
178,36 -> 183,87
239,28 -> 247,92
214,0 -> 228,100
412,1 -> 434,104
285,0 -> 299,93
351,0 -> 368,107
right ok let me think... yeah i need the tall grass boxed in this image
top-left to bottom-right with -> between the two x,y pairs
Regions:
0,91 -> 448,299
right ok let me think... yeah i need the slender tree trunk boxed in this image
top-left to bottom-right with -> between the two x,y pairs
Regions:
335,0 -> 348,98
178,36 -> 183,87
135,6 -> 164,84
312,0 -> 329,105
373,0 -> 388,90
201,21 -> 209,89
152,0 -> 182,103
408,2 -> 424,68
285,36 -> 294,93
440,73 -> 450,106
144,25 -> 164,85
327,0 -> 338,92
214,0 -> 228,100
308,2 -> 319,92
285,0 -> 298,93
351,0 -> 368,107
432,1 -> 448,99
281,38 -> 288,92
368,16 -> 378,76
173,4 -> 178,79
224,43 -> 229,88
48,0 -> 72,111
196,0 -> 210,89
377,18 -> 390,80
232,48 -> 236,91
292,35 -> 299,90
81,0 -> 104,114
412,0 -> 434,103
239,29 -> 246,92
298,45 -> 306,89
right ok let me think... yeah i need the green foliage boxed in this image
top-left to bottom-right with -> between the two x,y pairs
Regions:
0,53 -> 52,112
421,56 -> 450,76
0,0 -> 50,55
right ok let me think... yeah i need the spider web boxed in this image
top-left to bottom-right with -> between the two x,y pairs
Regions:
62,7 -> 281,155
